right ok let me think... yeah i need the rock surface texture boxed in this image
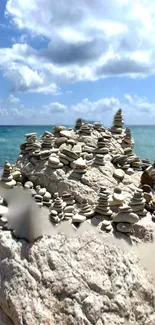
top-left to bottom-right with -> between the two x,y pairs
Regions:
0,231 -> 155,325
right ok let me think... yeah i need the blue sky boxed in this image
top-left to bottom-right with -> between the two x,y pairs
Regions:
0,0 -> 155,125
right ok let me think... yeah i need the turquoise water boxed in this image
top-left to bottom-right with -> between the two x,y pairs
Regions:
0,125 -> 154,166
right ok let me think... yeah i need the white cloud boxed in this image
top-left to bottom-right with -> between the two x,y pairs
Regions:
0,94 -> 155,125
0,0 -> 155,94
8,94 -> 20,103
43,102 -> 67,114
3,62 -> 60,94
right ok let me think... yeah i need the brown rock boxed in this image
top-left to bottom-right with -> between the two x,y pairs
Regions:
141,171 -> 153,187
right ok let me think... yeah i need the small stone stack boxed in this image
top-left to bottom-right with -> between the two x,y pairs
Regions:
62,191 -> 75,220
129,189 -> 147,217
59,145 -> 79,166
80,123 -> 92,136
111,109 -> 124,134
48,155 -> 63,169
37,187 -> 52,207
49,210 -> 60,224
109,187 -> 124,210
93,122 -> 104,132
75,118 -> 83,130
41,131 -> 54,150
130,156 -> 142,170
79,199 -> 94,218
123,128 -> 134,147
2,162 -> 13,181
95,187 -> 112,219
52,193 -> 65,219
34,194 -> 43,207
94,137 -> 109,155
112,154 -> 128,170
113,204 -> 139,233
71,157 -> 87,175
43,191 -> 52,207
53,125 -> 66,137
24,133 -> 38,153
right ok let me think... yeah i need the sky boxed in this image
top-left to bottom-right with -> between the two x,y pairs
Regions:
0,0 -> 155,125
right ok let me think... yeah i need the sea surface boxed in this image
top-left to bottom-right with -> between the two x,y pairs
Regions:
0,125 -> 154,166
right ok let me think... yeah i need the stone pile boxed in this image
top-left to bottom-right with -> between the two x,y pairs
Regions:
59,144 -> 79,166
129,189 -> 147,217
111,109 -> 124,134
113,204 -> 139,233
71,157 -> 87,177
79,199 -> 94,218
49,210 -> 59,224
22,133 -> 40,154
62,191 -> 75,220
79,123 -> 91,135
34,194 -> 43,207
122,128 -> 134,147
51,193 -> 65,220
41,131 -> 54,150
75,118 -> 83,130
53,125 -> 66,138
94,137 -> 109,155
1,162 -> 13,181
95,187 -> 112,219
101,219 -> 112,232
48,155 -> 63,169
112,154 -> 128,170
93,122 -> 104,132
109,187 -> 125,209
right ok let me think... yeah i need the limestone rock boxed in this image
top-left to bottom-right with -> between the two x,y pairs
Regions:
0,231 -> 155,324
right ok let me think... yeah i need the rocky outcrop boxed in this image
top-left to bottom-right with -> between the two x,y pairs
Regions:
0,230 -> 155,325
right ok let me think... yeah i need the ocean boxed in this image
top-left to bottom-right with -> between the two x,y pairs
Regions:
0,125 -> 154,166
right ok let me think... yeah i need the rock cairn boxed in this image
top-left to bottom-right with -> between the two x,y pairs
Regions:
109,187 -> 125,210
79,123 -> 91,135
51,193 -> 65,220
41,131 -> 54,150
93,122 -> 104,132
75,118 -> 82,130
111,108 -> 124,134
113,204 -> 139,233
122,128 -> 134,148
79,199 -> 94,218
129,189 -> 147,217
95,187 -> 112,219
2,162 -> 13,181
62,191 -> 75,220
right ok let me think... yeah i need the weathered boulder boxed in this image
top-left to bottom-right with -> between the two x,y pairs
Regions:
0,231 -> 155,324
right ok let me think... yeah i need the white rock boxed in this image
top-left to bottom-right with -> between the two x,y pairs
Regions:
0,205 -> 8,216
72,214 -> 86,222
113,169 -> 125,180
5,179 -> 16,188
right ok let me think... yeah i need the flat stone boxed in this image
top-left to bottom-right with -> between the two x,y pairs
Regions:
60,130 -> 74,138
38,188 -> 47,196
43,192 -> 51,200
116,222 -> 132,233
0,205 -> 8,216
113,169 -> 125,179
55,137 -> 68,146
72,214 -> 86,222
49,156 -> 60,165
5,179 -> 16,188
113,212 -> 139,224
24,181 -> 33,189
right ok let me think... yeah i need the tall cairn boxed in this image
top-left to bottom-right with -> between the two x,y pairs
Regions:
75,118 -> 83,130
111,108 -> 124,134
122,127 -> 134,149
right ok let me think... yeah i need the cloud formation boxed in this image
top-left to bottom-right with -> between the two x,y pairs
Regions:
0,94 -> 154,125
0,0 -> 154,93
